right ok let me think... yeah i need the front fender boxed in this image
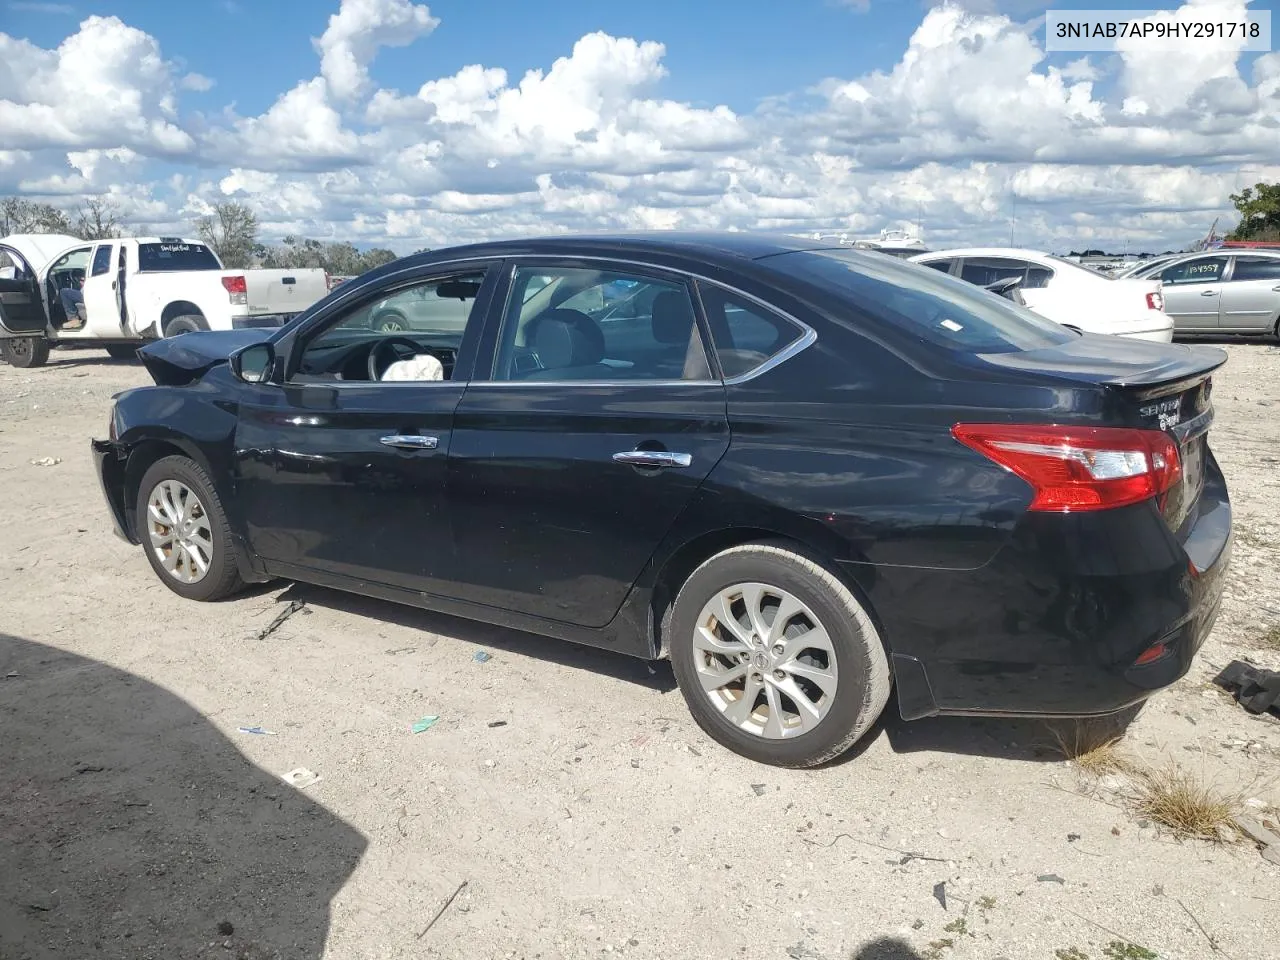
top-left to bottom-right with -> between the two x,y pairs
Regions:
109,379 -> 266,581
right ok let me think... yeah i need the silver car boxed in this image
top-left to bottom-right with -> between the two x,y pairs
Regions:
1127,250 -> 1280,336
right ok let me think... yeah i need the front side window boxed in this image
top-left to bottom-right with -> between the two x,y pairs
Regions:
1230,257 -> 1280,282
493,266 -> 711,382
292,272 -> 486,383
1161,257 -> 1227,285
91,244 -> 113,276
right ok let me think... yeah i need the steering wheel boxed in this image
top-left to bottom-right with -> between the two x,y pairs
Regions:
367,336 -> 423,381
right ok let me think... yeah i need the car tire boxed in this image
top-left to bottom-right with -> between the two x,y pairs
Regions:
105,344 -> 138,361
375,312 -> 407,333
4,336 -> 50,368
668,542 -> 891,767
135,455 -> 244,602
163,314 -> 206,338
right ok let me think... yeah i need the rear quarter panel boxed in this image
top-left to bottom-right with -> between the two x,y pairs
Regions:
135,272 -> 237,331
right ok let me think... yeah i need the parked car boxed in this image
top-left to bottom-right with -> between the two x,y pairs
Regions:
93,233 -> 1231,767
1115,254 -> 1183,279
910,247 -> 1173,341
1123,250 -> 1280,336
0,234 -> 329,368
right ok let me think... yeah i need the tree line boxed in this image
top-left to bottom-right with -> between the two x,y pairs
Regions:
0,197 -> 400,277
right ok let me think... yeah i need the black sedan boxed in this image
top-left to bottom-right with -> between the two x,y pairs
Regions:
93,233 -> 1232,767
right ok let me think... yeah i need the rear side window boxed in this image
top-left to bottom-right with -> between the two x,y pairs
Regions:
920,258 -> 954,274
771,248 -> 1075,353
697,284 -> 805,379
137,242 -> 221,271
959,257 -> 1030,287
1161,257 -> 1226,285
1231,257 -> 1280,282
90,244 -> 113,276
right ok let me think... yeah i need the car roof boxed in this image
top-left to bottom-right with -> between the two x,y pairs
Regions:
410,231 -> 835,264
0,233 -> 85,270
911,247 -> 1056,262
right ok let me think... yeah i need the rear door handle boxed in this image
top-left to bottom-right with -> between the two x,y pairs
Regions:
380,434 -> 438,450
612,450 -> 692,469
1200,290 -> 1218,297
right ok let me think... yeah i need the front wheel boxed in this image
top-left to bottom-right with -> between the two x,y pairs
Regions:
4,336 -> 50,368
135,456 -> 244,601
668,543 -> 891,767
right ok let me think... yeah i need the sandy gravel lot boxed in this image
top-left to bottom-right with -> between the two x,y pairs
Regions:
2,341 -> 1278,960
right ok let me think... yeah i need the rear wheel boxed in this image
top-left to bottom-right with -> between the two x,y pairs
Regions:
105,344 -> 138,360
136,456 -> 243,602
163,314 -> 206,338
5,336 -> 49,368
668,543 -> 891,767
375,312 -> 407,333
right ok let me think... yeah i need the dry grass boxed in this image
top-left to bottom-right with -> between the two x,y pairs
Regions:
1049,719 -> 1134,775
1127,760 -> 1243,842
1258,623 -> 1280,651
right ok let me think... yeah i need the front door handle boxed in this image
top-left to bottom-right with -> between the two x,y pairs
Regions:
380,434 -> 438,450
612,450 -> 692,469
1200,290 -> 1218,297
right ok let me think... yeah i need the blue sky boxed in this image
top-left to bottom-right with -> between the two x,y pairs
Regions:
2,0 -> 1278,251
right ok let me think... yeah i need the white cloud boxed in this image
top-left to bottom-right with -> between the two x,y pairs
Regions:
0,16 -> 193,154
180,72 -> 214,92
314,0 -> 438,101
2,0 -> 1277,253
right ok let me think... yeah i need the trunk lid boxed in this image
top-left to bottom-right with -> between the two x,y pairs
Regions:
978,335 -> 1226,536
138,329 -> 271,386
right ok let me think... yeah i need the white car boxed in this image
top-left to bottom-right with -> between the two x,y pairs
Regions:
909,248 -> 1173,342
0,234 -> 329,368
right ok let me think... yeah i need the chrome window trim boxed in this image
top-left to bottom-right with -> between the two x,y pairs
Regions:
288,251 -> 819,388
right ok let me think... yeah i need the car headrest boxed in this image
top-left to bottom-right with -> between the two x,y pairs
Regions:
531,309 -> 605,368
651,291 -> 694,344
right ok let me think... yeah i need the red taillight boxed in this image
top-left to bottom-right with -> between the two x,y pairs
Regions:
952,423 -> 1182,513
1146,292 -> 1163,311
222,274 -> 248,306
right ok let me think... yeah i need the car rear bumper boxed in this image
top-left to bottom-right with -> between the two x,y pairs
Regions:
853,453 -> 1232,720
1120,326 -> 1175,343
92,438 -> 137,544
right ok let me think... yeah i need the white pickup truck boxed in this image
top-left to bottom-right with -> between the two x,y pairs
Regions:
0,234 -> 329,368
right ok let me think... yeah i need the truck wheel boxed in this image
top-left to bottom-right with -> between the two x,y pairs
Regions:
105,344 -> 138,361
163,314 -> 206,338
5,336 -> 50,368
668,542 -> 891,768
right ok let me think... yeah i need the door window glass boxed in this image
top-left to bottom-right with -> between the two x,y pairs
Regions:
960,258 -> 1032,287
292,272 -> 487,384
697,284 -> 806,379
1230,257 -> 1280,282
91,244 -> 113,276
493,266 -> 710,382
1161,257 -> 1227,285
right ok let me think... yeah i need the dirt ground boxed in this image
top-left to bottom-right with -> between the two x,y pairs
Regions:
1,341 -> 1278,960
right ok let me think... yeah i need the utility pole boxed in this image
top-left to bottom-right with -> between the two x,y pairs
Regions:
1009,194 -> 1016,247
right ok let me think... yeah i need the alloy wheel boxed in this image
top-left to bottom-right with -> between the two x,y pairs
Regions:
692,582 -> 838,739
146,479 -> 213,584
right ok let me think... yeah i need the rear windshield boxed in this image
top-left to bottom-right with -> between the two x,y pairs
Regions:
772,248 -> 1075,353
137,243 -> 221,271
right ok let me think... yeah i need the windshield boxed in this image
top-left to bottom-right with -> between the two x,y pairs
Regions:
137,242 -> 222,271
773,248 -> 1075,353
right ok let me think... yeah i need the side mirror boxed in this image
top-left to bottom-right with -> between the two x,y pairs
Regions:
230,342 -> 275,384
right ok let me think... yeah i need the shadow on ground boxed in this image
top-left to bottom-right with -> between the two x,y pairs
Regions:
851,938 -> 925,959
276,580 -> 679,693
0,633 -> 366,960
